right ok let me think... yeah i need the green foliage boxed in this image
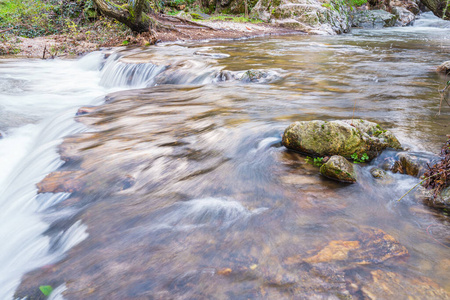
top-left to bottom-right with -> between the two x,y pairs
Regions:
351,152 -> 369,163
306,156 -> 325,166
39,285 -> 53,296
348,0 -> 367,6
0,0 -> 92,37
166,0 -> 196,7
122,40 -> 129,45
208,14 -> 262,23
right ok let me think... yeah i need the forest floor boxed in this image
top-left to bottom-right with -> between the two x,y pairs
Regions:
1,15 -> 299,59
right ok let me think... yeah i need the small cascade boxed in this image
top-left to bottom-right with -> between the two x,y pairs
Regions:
0,53 -> 114,299
99,53 -> 166,88
0,110 -> 89,298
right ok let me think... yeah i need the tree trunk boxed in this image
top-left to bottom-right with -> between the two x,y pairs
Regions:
420,0 -> 450,20
245,0 -> 249,18
93,0 -> 150,32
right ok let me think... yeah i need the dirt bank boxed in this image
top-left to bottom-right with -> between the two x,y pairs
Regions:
2,17 -> 300,59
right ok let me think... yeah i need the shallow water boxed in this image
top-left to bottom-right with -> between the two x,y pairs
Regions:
1,12 -> 449,299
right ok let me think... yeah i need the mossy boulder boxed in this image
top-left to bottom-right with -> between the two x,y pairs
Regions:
320,155 -> 356,183
282,119 -> 401,160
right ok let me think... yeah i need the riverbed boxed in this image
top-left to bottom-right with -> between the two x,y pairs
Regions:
1,12 -> 449,299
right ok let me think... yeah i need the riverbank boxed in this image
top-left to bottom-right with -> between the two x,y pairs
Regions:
1,18 -> 299,59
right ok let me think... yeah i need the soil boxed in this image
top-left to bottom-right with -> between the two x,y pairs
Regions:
3,15 -> 301,59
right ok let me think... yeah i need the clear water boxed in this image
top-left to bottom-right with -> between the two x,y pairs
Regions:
1,12 -> 449,299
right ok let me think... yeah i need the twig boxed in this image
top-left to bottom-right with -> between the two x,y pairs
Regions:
426,224 -> 449,249
351,99 -> 356,125
438,81 -> 450,115
0,27 -> 13,34
174,25 -> 206,29
42,45 -> 47,59
160,14 -> 218,30
397,171 -> 445,202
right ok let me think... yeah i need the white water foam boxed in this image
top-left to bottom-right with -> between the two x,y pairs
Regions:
151,197 -> 267,231
0,50 -> 166,299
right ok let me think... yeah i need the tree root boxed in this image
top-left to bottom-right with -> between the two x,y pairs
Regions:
159,13 -> 218,31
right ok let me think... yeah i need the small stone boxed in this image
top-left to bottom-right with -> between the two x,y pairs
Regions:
37,170 -> 85,193
320,155 -> 356,183
370,167 -> 386,178
437,61 -> 450,75
217,268 -> 232,275
76,106 -> 96,116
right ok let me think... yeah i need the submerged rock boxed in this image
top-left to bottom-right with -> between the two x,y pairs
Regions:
214,69 -> 282,84
370,167 -> 387,178
286,227 -> 408,265
320,155 -> 356,183
360,269 -> 450,299
437,61 -> 450,75
351,10 -> 397,28
282,119 -> 401,160
37,170 -> 85,193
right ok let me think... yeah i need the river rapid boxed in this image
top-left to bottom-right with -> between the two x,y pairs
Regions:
0,12 -> 449,299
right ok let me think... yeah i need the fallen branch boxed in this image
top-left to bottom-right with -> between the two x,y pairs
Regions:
397,171 -> 445,202
160,14 -> 218,30
0,27 -> 13,34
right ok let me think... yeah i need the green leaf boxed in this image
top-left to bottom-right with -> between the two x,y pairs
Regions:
39,285 -> 53,296
361,153 -> 369,162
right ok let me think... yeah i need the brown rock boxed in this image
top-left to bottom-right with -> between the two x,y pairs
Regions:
437,61 -> 450,75
361,270 -> 450,299
304,241 -> 360,263
301,227 -> 408,265
37,170 -> 85,193
217,268 -> 232,275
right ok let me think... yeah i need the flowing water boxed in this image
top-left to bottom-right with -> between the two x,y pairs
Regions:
1,12 -> 449,299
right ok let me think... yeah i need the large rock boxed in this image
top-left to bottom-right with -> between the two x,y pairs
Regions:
351,10 -> 398,28
420,0 -> 450,20
392,6 -> 415,26
251,0 -> 351,34
282,119 -> 401,160
390,0 -> 420,14
320,155 -> 357,183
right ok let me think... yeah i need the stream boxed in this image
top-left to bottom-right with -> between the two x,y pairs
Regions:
0,12 -> 449,299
